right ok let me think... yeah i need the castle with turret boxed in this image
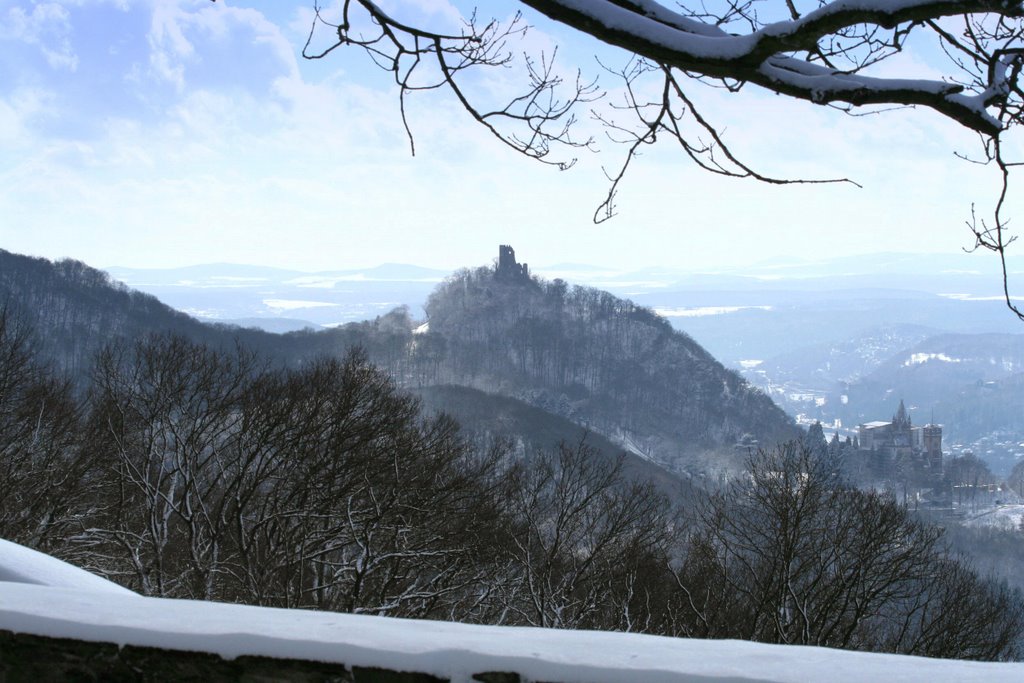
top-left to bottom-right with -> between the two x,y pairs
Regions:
858,400 -> 943,479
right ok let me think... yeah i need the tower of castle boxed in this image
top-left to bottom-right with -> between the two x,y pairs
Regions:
891,399 -> 912,448
923,422 -> 943,475
892,399 -> 911,430
496,245 -> 529,280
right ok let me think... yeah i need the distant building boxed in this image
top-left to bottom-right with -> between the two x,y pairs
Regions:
858,400 -> 943,479
496,245 -> 529,281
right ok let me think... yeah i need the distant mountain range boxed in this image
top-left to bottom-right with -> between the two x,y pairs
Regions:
105,262 -> 451,285
99,252 -> 1024,363
102,262 -> 451,329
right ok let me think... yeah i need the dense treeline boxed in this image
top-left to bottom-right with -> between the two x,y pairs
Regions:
1,306 -> 1022,660
417,267 -> 797,467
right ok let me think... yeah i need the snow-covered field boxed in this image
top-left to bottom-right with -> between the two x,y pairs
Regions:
963,504 -> 1024,531
1,539 -> 1023,683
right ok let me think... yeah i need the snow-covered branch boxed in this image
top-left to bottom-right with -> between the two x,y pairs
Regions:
520,0 -> 1022,134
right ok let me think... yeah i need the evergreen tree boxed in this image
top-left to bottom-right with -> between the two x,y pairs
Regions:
806,421 -> 828,458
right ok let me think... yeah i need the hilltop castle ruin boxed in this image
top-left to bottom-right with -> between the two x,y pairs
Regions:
496,245 -> 529,281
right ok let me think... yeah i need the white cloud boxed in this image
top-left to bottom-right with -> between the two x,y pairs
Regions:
148,0 -> 299,91
2,2 -> 78,70
0,87 -> 55,146
148,2 -> 192,89
378,0 -> 463,31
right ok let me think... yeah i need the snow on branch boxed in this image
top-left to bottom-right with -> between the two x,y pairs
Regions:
521,0 -> 1023,133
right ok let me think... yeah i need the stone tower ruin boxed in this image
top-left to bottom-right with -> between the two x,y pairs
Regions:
496,244 -> 529,281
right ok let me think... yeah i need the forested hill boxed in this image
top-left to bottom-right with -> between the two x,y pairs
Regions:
0,249 -> 400,377
415,266 -> 797,471
0,250 -> 234,376
0,249 -> 796,474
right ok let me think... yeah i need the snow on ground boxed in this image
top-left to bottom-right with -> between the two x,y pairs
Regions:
1,582 -> 1023,682
0,539 -> 135,596
654,305 -> 772,318
1,541 -> 1023,682
963,504 -> 1024,531
611,429 -> 657,463
261,298 -> 341,312
903,352 -> 961,366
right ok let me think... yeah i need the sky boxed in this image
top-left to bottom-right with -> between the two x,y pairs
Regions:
0,0 -> 1021,273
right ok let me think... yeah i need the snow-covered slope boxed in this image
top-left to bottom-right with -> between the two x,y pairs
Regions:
0,540 -> 1021,682
0,539 -> 134,596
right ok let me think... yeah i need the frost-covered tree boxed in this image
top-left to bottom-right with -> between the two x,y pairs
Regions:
289,0 -> 1024,316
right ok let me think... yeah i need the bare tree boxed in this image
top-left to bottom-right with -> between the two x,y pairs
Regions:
1009,456 -> 1024,497
244,356 -> 510,619
4,321 -> 1021,658
885,557 -> 1024,661
0,305 -> 89,554
497,438 -> 675,630
79,338 -> 513,619
946,451 -> 997,511
82,335 -> 258,598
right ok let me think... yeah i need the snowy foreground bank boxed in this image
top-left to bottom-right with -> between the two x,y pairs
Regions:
1,540 -> 1023,683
